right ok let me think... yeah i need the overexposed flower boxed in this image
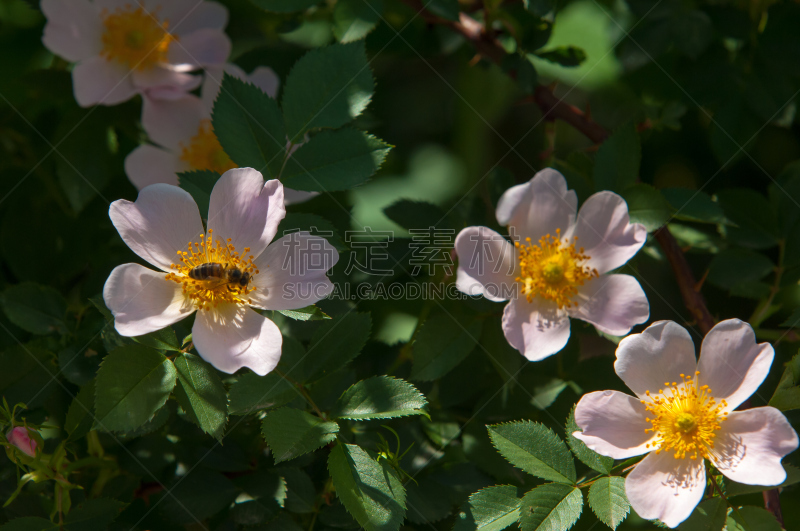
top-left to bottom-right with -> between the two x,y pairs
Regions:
42,0 -> 230,107
454,169 -> 649,361
125,65 -> 317,204
103,168 -> 338,375
6,427 -> 37,458
573,319 -> 798,527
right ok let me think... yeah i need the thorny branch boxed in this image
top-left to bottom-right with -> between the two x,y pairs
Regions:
400,0 -> 786,525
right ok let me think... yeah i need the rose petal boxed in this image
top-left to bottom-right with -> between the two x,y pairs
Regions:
167,29 -> 231,69
573,390 -> 657,459
124,144 -> 182,189
41,0 -> 101,62
103,263 -> 193,336
7,427 -> 37,457
615,320 -> 697,400
568,191 -> 647,274
167,0 -> 228,34
569,274 -> 649,336
72,56 -> 138,107
141,93 -> 206,151
495,168 -> 577,241
249,232 -> 339,310
502,297 -> 570,361
710,406 -> 798,486
248,66 -> 280,99
697,319 -> 774,411
454,226 -> 517,302
207,169 -> 286,259
625,451 -> 706,528
193,304 -> 282,376
109,184 -> 204,272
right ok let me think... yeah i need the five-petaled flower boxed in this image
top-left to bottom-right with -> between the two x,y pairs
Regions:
573,319 -> 799,528
126,65 -> 317,205
42,0 -> 230,107
454,168 -> 649,361
103,168 -> 338,375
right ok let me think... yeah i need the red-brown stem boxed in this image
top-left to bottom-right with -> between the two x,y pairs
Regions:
400,0 -> 784,524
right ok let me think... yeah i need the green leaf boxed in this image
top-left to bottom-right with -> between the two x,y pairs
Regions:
178,170 -> 218,218
781,308 -> 800,327
160,469 -> 238,524
566,406 -> 614,475
65,380 -> 95,441
282,43 -> 375,142
427,0 -> 459,20
0,344 -> 56,409
64,498 -> 127,531
328,443 -> 407,531
94,345 -> 177,432
290,312 -> 371,383
487,421 -> 576,484
725,506 -> 781,531
0,518 -> 56,531
331,376 -> 427,420
411,311 -> 483,381
678,498 -> 728,531
452,485 -> 521,531
261,407 -> 339,463
383,200 -> 454,231
535,46 -> 587,67
277,305 -> 331,321
404,480 -> 453,524
588,477 -> 629,530
1,282 -> 67,335
531,378 -> 576,410
661,188 -> 727,224
769,353 -> 800,411
228,370 -> 297,415
593,123 -> 641,194
58,346 -> 100,386
334,0 -> 383,43
280,129 -> 391,192
251,0 -> 320,12
519,483 -> 583,531
724,464 -> 800,496
621,183 -> 674,232
132,326 -> 182,352
707,249 -> 774,290
717,189 -> 780,249
213,73 -> 286,178
276,212 -> 348,252
174,353 -> 228,440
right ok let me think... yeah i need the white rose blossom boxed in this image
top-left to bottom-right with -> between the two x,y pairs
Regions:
103,168 -> 338,375
41,0 -> 230,107
454,168 -> 649,361
573,319 -> 799,528
126,64 -> 317,204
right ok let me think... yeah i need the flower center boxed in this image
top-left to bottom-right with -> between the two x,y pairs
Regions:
100,5 -> 175,70
165,230 -> 259,311
179,120 -> 238,174
642,372 -> 729,460
514,229 -> 598,309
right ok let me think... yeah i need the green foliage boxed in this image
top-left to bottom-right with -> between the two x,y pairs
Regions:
593,124 -> 641,194
173,353 -> 228,440
487,421 -> 576,484
384,200 -> 455,231
280,129 -> 391,192
291,312 -> 372,383
331,376 -> 427,420
588,477 -> 629,530
565,406 -> 614,475
1,282 -> 67,335
213,73 -> 286,178
770,354 -> 800,411
328,443 -> 407,531
277,304 -> 331,321
282,43 -> 375,142
411,311 -> 483,381
661,189 -> 727,225
678,498 -> 727,531
178,170 -> 219,217
725,506 -> 782,531
452,485 -> 522,531
227,370 -> 296,415
621,184 -> 673,232
535,46 -> 587,67
334,0 -> 383,43
519,484 -> 583,531
94,345 -> 177,432
251,0 -> 320,12
261,407 -> 339,463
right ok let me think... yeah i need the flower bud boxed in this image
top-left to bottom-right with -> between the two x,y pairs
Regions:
7,427 -> 37,457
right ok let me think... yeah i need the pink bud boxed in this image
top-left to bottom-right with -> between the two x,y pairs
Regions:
7,427 -> 37,457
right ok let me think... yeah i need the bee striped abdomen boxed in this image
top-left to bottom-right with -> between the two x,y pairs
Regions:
188,262 -> 225,281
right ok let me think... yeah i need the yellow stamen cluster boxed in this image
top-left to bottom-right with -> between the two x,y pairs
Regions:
514,229 -> 598,308
642,371 -> 728,460
179,120 -> 237,174
165,230 -> 259,311
100,6 -> 175,70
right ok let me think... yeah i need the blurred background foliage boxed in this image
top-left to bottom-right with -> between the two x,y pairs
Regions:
1,0 -> 800,529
